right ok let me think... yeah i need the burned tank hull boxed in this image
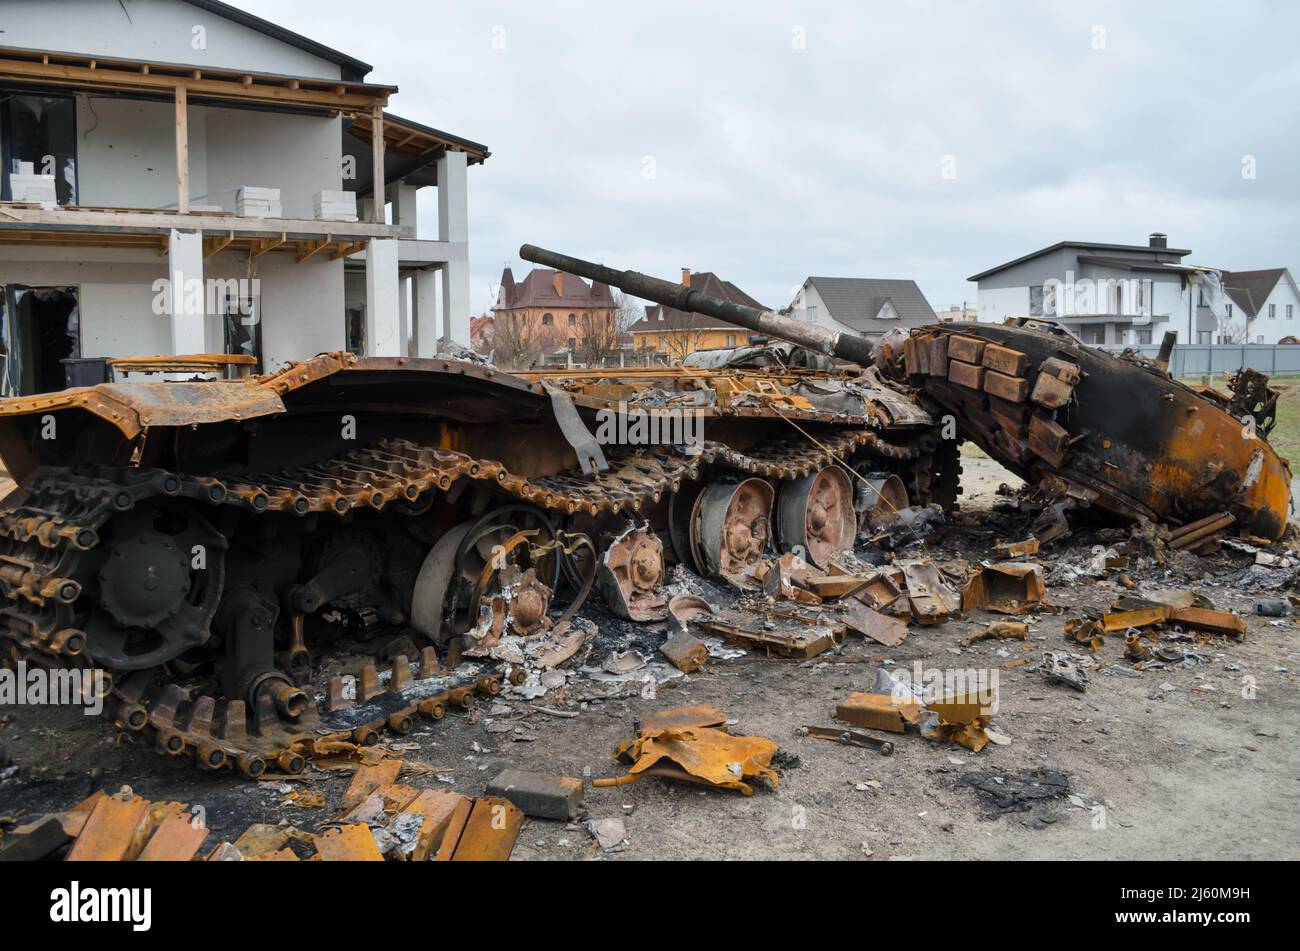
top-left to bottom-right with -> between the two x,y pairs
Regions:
0,349 -> 943,775
896,322 -> 1292,541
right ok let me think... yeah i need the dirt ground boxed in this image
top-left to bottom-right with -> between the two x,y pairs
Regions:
2,453 -> 1298,861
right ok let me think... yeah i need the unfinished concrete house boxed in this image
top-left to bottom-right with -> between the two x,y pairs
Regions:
0,0 -> 488,395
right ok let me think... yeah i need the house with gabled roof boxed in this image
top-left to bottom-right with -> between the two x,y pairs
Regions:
1221,269 -> 1300,344
491,266 -> 616,357
787,275 -> 937,341
627,269 -> 768,360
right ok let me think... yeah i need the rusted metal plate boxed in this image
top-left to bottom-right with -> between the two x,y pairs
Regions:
450,798 -> 524,861
948,359 -> 985,390
1169,606 -> 1246,639
982,343 -> 1029,377
947,335 -> 985,364
835,692 -> 920,733
899,560 -> 963,623
840,599 -> 909,646
432,797 -> 474,861
0,380 -> 286,438
983,370 -> 1028,403
65,794 -> 152,861
1101,605 -> 1171,632
640,704 -> 728,733
393,789 -> 467,861
313,824 -> 385,861
136,811 -> 209,861
606,727 -> 780,797
233,824 -> 297,858
342,759 -> 403,810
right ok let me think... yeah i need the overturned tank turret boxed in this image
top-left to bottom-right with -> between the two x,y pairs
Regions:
891,322 -> 1292,542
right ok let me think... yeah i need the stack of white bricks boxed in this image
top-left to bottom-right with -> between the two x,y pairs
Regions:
235,186 -> 282,218
9,162 -> 57,206
313,189 -> 358,222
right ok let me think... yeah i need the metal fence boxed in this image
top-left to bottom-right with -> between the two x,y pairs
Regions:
1097,343 -> 1300,377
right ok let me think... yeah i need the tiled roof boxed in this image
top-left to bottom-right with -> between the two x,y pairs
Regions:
627,272 -> 767,333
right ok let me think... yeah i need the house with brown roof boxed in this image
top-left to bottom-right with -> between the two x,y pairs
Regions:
1221,269 -> 1300,344
627,269 -> 768,360
491,267 -> 616,364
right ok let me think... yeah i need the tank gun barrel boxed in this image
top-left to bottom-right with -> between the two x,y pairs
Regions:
519,244 -> 877,365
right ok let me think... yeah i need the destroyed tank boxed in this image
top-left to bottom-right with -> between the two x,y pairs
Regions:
523,247 -> 1292,544
0,250 -> 952,777
889,321 -> 1292,544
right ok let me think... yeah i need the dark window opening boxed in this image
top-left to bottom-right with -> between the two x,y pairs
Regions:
1029,285 -> 1044,316
0,93 -> 78,205
0,285 -> 80,395
345,307 -> 365,356
223,295 -> 263,374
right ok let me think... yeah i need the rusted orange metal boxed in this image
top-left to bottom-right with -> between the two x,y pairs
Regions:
136,811 -> 209,861
64,793 -> 152,861
312,824 -> 385,861
601,726 -> 781,796
448,798 -> 524,861
900,323 -> 1293,539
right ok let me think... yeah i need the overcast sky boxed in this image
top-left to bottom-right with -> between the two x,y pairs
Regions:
243,0 -> 1300,316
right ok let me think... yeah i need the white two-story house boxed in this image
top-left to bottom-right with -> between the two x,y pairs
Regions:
1221,269 -> 1300,344
0,0 -> 487,395
968,234 -> 1223,346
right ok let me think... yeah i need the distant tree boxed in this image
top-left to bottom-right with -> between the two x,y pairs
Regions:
613,291 -> 643,338
660,308 -> 706,362
576,311 -> 620,366
493,312 -> 542,370
1218,313 -> 1249,344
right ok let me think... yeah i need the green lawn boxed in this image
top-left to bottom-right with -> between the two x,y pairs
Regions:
1178,376 -> 1300,462
1266,380 -> 1300,462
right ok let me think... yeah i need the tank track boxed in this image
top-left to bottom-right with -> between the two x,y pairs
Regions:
0,425 -> 933,776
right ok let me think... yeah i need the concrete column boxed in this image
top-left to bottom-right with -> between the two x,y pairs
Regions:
388,183 -> 420,239
365,238 -> 401,356
398,272 -> 412,356
167,229 -> 205,354
441,262 -> 470,349
415,268 -> 439,357
437,151 -> 468,243
437,151 -> 470,347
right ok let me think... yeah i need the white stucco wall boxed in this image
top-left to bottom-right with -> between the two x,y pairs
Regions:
1229,275 -> 1300,345
977,272 -> 1197,343
74,95 -> 211,209
57,96 -> 340,216
788,281 -> 866,336
201,107 -> 342,217
1,0 -> 346,80
0,245 -> 345,368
